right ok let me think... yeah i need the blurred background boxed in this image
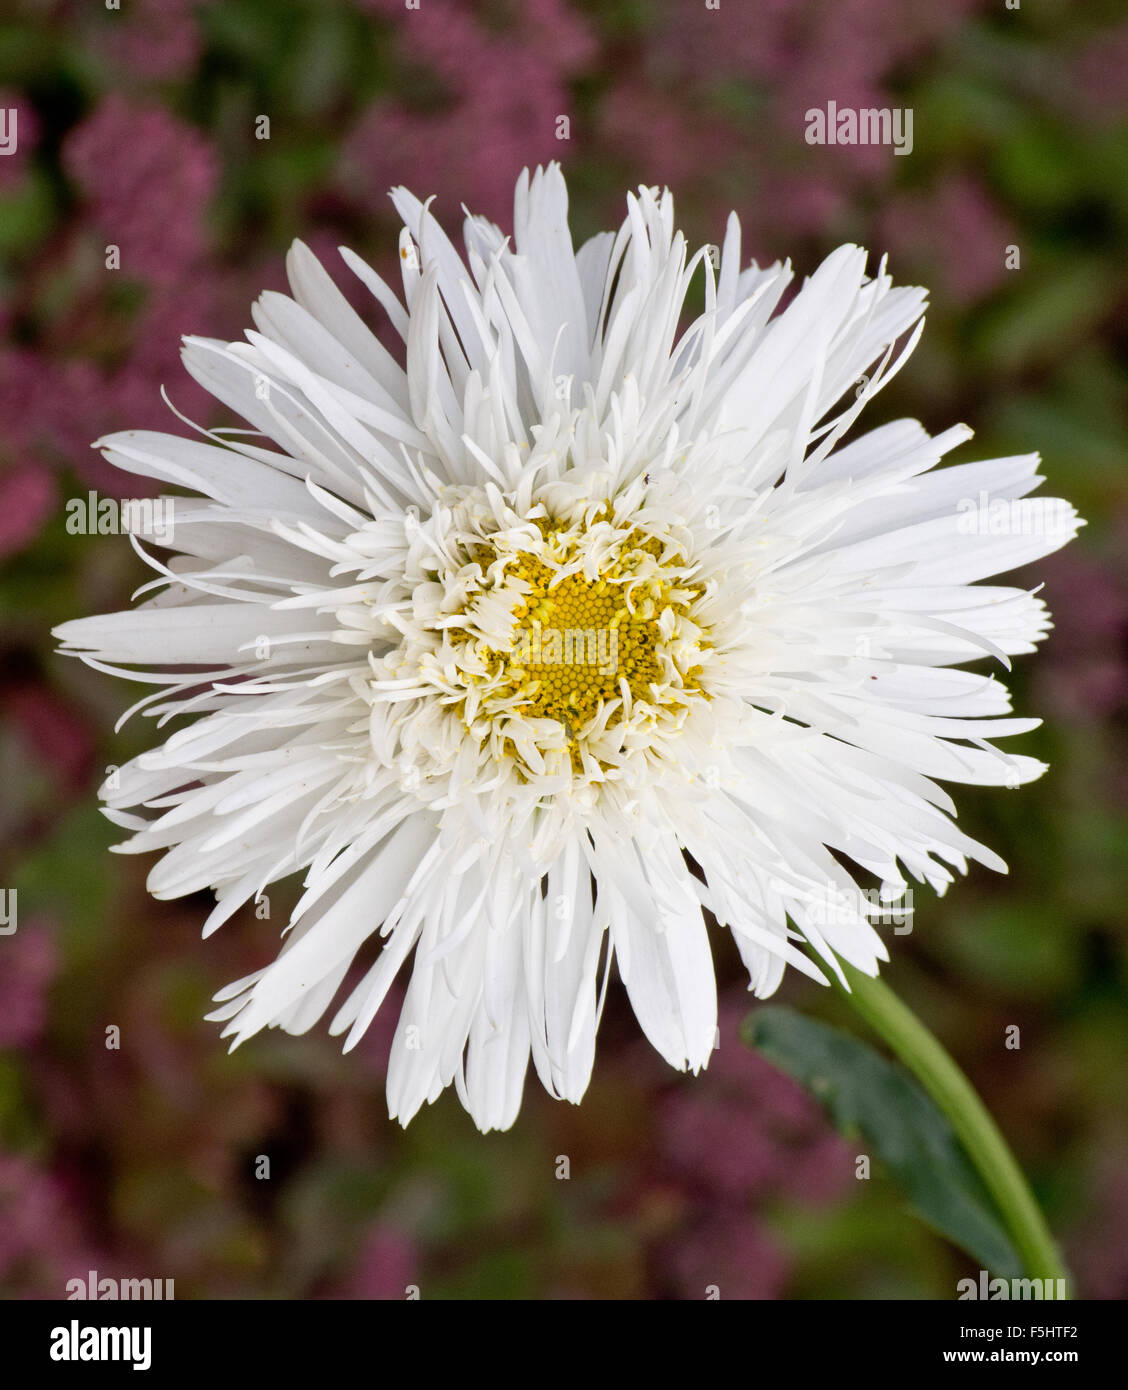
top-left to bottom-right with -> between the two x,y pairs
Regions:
1,0 -> 1126,1300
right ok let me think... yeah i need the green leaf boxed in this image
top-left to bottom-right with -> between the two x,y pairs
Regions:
742,1006 -> 1022,1277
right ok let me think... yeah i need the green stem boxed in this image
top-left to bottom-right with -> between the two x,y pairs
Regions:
833,962 -> 1069,1293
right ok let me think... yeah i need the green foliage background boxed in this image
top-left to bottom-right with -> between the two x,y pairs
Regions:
0,0 -> 1125,1299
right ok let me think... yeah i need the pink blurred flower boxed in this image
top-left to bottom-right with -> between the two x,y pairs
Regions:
62,95 -> 219,286
396,0 -> 583,95
343,0 -> 593,225
0,90 -> 39,191
0,466 -> 55,559
343,100 -> 546,230
516,0 -> 599,74
1035,551 -> 1128,722
0,354 -> 159,498
336,1223 -> 418,1300
598,82 -> 722,193
654,0 -> 801,84
666,1209 -> 790,1300
659,994 -> 851,1205
759,170 -> 847,242
0,350 -> 71,524
0,920 -> 59,1050
779,0 -> 983,98
112,278 -> 228,419
0,1156 -> 73,1289
40,273 -> 238,493
96,0 -> 206,81
2,682 -> 95,792
41,359 -> 154,496
877,175 -> 1016,306
0,1153 -> 105,1298
1,350 -> 57,457
1070,23 -> 1128,125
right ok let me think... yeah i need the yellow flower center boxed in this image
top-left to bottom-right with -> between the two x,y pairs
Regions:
471,519 -> 708,749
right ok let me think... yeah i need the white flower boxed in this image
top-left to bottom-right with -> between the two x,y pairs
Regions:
55,165 -> 1079,1132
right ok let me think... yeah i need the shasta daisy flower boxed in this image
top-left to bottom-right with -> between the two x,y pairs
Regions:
55,165 -> 1079,1132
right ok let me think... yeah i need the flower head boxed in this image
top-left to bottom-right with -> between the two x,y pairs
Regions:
55,166 -> 1079,1131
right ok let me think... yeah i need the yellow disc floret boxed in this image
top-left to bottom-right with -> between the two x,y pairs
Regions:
465,513 -> 709,760
362,485 -> 719,794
